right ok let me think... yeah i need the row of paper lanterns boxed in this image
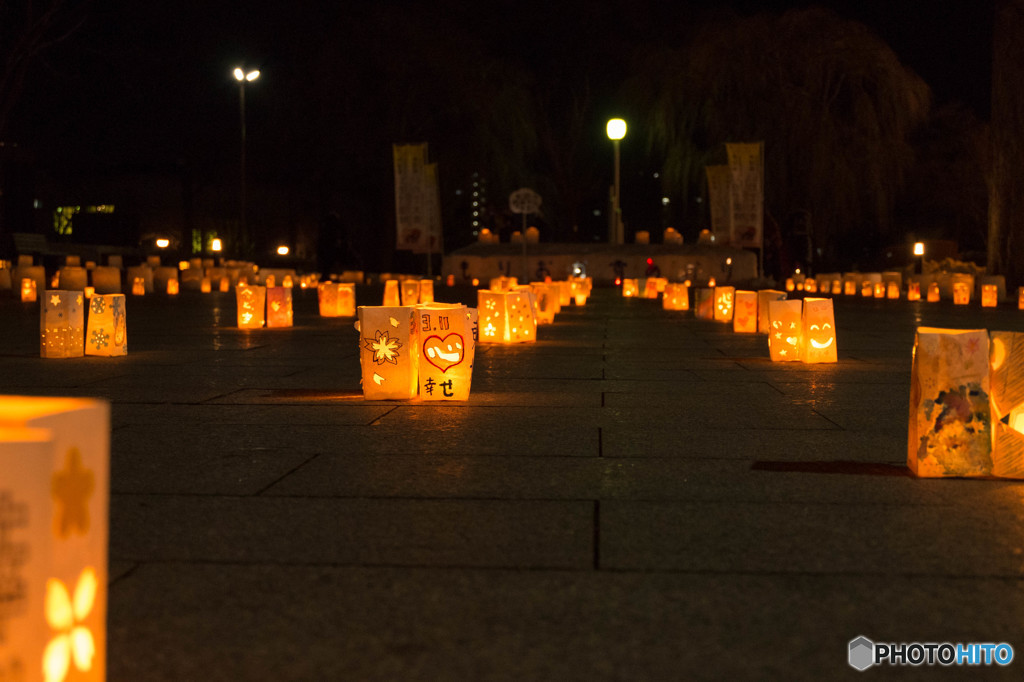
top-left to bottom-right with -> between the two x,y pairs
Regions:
783,271 -> 1021,307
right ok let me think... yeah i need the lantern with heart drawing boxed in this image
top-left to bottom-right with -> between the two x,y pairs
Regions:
732,291 -> 757,333
0,396 -> 110,682
767,299 -> 802,362
266,287 -> 293,328
800,298 -> 837,363
417,303 -> 476,400
356,306 -> 418,399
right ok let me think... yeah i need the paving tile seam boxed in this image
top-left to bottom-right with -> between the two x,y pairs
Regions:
367,405 -> 400,425
252,452 -> 322,496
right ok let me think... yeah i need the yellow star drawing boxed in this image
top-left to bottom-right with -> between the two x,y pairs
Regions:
50,294 -> 61,306
51,448 -> 94,538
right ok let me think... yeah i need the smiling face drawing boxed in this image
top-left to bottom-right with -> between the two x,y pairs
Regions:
801,298 -> 837,363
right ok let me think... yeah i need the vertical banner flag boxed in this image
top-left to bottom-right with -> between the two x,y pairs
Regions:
726,142 -> 764,249
414,162 -> 443,255
705,165 -> 733,241
393,143 -> 429,252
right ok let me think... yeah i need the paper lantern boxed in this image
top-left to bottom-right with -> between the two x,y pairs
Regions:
131,277 -> 145,296
219,276 -> 231,292
662,283 -> 689,311
732,290 -> 757,333
529,283 -> 558,324
400,280 -> 420,306
0,396 -> 110,682
477,289 -> 536,343
446,274 -> 455,286
885,282 -> 899,299
953,282 -> 971,305
713,286 -> 735,323
41,291 -> 85,358
318,282 -> 356,317
264,274 -> 276,288
989,331 -> 1024,477
569,279 -> 588,306
804,278 -> 817,294
84,286 -> 95,299
907,281 -> 921,301
873,282 -> 885,298
830,279 -> 842,295
908,327 -> 991,477
693,288 -> 714,320
707,277 -> 716,288
266,287 -> 293,328
236,285 -> 266,328
57,267 -> 88,291
757,290 -> 787,334
767,299 -> 802,362
800,298 -> 837,363
488,276 -> 517,292
785,278 -> 795,292
1018,287 -> 1024,310
621,279 -> 639,297
357,306 -> 418,399
166,278 -> 179,295
419,279 -> 434,304
982,284 -> 998,308
85,294 -> 127,356
844,278 -> 857,296
556,280 -> 572,306
860,281 -> 873,297
927,282 -> 940,302
22,277 -> 37,302
201,277 -> 212,293
417,304 -> 475,400
643,278 -> 660,300
383,279 -> 401,306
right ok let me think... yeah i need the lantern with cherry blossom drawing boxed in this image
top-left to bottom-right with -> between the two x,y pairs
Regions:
235,285 -> 266,329
732,290 -> 757,333
85,294 -> 127,357
41,291 -> 85,358
357,306 -> 418,399
767,299 -> 802,362
0,396 -> 110,682
476,289 -> 536,344
266,287 -> 293,328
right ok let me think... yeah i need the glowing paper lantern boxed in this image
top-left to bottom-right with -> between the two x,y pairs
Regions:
861,281 -> 874,297
529,283 -> 558,324
785,278 -> 795,292
85,294 -> 127,356
643,278 -> 660,300
357,306 -> 418,399
732,290 -> 758,333
953,281 -> 971,305
1018,287 -> 1024,310
266,287 -> 293,328
767,299 -> 802,362
476,289 -> 536,343
927,282 -> 940,302
982,284 -> 998,308
908,327 -> 991,477
843,278 -> 857,296
400,280 -> 420,306
556,280 -> 572,306
201,277 -> 212,293
318,282 -> 356,317
621,279 -> 639,297
800,298 -> 837,363
694,288 -> 714,320
84,286 -> 95,299
41,291 -> 85,358
417,304 -> 475,401
166,278 -> 179,295
989,331 -> 1024,478
125,266 -> 153,294
131,278 -> 145,296
57,267 -> 88,291
383,279 -> 401,306
756,290 -> 787,334
803,278 -> 817,294
662,283 -> 689,311
885,282 -> 899,299
713,286 -> 735,323
907,281 -> 921,301
0,396 -> 110,682
22,277 -> 37,302
419,279 -> 434,304
873,282 -> 885,298
235,285 -> 266,329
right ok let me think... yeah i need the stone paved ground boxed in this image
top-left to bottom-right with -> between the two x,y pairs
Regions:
3,285 -> 1024,680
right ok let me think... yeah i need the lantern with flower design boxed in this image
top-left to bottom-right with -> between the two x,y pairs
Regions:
356,306 -> 418,399
713,286 -> 735,323
477,289 -> 536,343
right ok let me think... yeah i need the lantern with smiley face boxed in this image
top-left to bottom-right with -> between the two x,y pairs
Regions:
767,299 -> 802,362
417,303 -> 475,401
800,298 -> 837,363
713,286 -> 735,323
662,283 -> 690,311
732,290 -> 758,333
357,306 -> 418,400
757,290 -> 787,334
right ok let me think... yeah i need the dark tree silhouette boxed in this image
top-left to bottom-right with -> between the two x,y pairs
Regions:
990,0 -> 1024,284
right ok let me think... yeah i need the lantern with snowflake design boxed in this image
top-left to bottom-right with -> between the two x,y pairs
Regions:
0,396 -> 110,682
85,295 -> 126,357
41,291 -> 85,358
357,306 -> 418,399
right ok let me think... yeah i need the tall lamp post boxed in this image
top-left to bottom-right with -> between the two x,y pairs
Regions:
233,67 -> 260,247
606,118 -> 627,245
914,241 -> 925,274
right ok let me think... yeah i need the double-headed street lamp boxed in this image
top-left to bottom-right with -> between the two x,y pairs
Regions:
233,67 -> 260,245
606,118 -> 627,245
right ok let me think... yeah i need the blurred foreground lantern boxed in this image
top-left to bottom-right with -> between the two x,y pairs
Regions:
357,306 -> 418,399
886,282 -> 899,300
713,286 -> 735,323
732,290 -> 757,333
662,283 -> 689,311
989,331 -> 1024,478
953,282 -> 971,305
0,396 -> 110,682
318,282 -> 356,317
767,299 -> 802,362
383,279 -> 401,306
236,285 -> 266,328
927,282 -> 940,302
982,284 -> 998,308
400,280 -> 420,306
22,277 -> 37,302
908,327 -> 991,477
477,289 -> 536,343
266,287 -> 293,328
417,303 -> 476,400
85,294 -> 126,357
907,281 -> 921,301
694,288 -> 714,320
131,278 -> 145,296
419,279 -> 434,304
800,298 -> 837,363
41,291 -> 85,358
757,290 -> 787,334
621,279 -> 639,297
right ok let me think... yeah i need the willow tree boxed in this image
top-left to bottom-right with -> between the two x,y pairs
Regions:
626,7 -> 930,270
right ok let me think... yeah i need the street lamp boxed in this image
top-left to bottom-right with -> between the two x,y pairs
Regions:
914,241 -> 925,274
606,118 -> 627,245
233,67 -> 260,247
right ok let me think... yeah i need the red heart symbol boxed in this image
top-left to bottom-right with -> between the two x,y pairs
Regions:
423,333 -> 465,372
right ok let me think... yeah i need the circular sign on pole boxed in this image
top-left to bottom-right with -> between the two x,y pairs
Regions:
509,188 -> 542,215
